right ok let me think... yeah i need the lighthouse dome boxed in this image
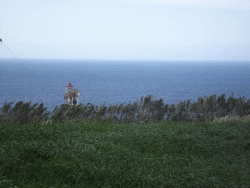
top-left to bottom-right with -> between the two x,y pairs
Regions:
66,83 -> 74,87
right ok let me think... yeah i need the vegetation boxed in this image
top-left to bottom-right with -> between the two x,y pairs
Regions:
0,119 -> 250,187
0,94 -> 250,187
1,94 -> 250,124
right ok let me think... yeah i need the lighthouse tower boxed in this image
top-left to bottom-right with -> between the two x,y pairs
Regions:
64,82 -> 80,105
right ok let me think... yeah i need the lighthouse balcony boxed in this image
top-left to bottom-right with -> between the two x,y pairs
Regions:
64,93 -> 79,98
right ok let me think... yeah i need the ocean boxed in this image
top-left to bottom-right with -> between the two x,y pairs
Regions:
0,59 -> 250,113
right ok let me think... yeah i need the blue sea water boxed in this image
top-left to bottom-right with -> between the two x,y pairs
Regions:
0,58 -> 250,113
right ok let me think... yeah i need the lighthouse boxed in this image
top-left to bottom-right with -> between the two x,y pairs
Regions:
64,82 -> 80,105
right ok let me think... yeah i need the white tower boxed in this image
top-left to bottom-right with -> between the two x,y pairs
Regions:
64,82 -> 80,105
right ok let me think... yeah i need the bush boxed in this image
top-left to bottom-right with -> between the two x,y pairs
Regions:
1,94 -> 250,124
0,101 -> 50,124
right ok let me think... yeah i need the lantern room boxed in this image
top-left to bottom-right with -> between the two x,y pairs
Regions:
65,82 -> 73,93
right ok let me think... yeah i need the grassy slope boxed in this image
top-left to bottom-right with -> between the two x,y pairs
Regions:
0,120 -> 250,187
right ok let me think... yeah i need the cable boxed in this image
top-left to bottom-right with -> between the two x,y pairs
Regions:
0,54 -> 20,73
0,42 -> 69,110
0,43 -> 52,107
3,42 -> 39,80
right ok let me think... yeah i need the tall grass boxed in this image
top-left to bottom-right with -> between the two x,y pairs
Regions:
0,120 -> 249,187
1,94 -> 250,125
0,94 -> 250,187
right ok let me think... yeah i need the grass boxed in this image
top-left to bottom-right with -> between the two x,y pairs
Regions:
2,94 -> 250,125
0,119 -> 250,187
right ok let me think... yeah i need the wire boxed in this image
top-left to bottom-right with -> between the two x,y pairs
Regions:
3,42 -> 39,80
0,42 -> 67,108
0,54 -> 20,73
1,43 -> 47,104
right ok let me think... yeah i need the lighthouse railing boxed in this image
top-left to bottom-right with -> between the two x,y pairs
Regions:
64,92 -> 79,98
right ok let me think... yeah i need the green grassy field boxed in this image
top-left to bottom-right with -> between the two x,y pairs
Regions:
0,119 -> 249,187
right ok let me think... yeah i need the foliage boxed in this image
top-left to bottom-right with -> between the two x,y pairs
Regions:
1,93 -> 250,124
0,120 -> 249,187
0,101 -> 49,124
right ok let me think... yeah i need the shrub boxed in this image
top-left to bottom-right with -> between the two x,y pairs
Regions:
1,94 -> 250,124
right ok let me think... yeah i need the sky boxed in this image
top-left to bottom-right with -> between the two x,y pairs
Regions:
0,0 -> 250,61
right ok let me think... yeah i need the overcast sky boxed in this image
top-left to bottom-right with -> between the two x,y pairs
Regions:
0,0 -> 250,61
